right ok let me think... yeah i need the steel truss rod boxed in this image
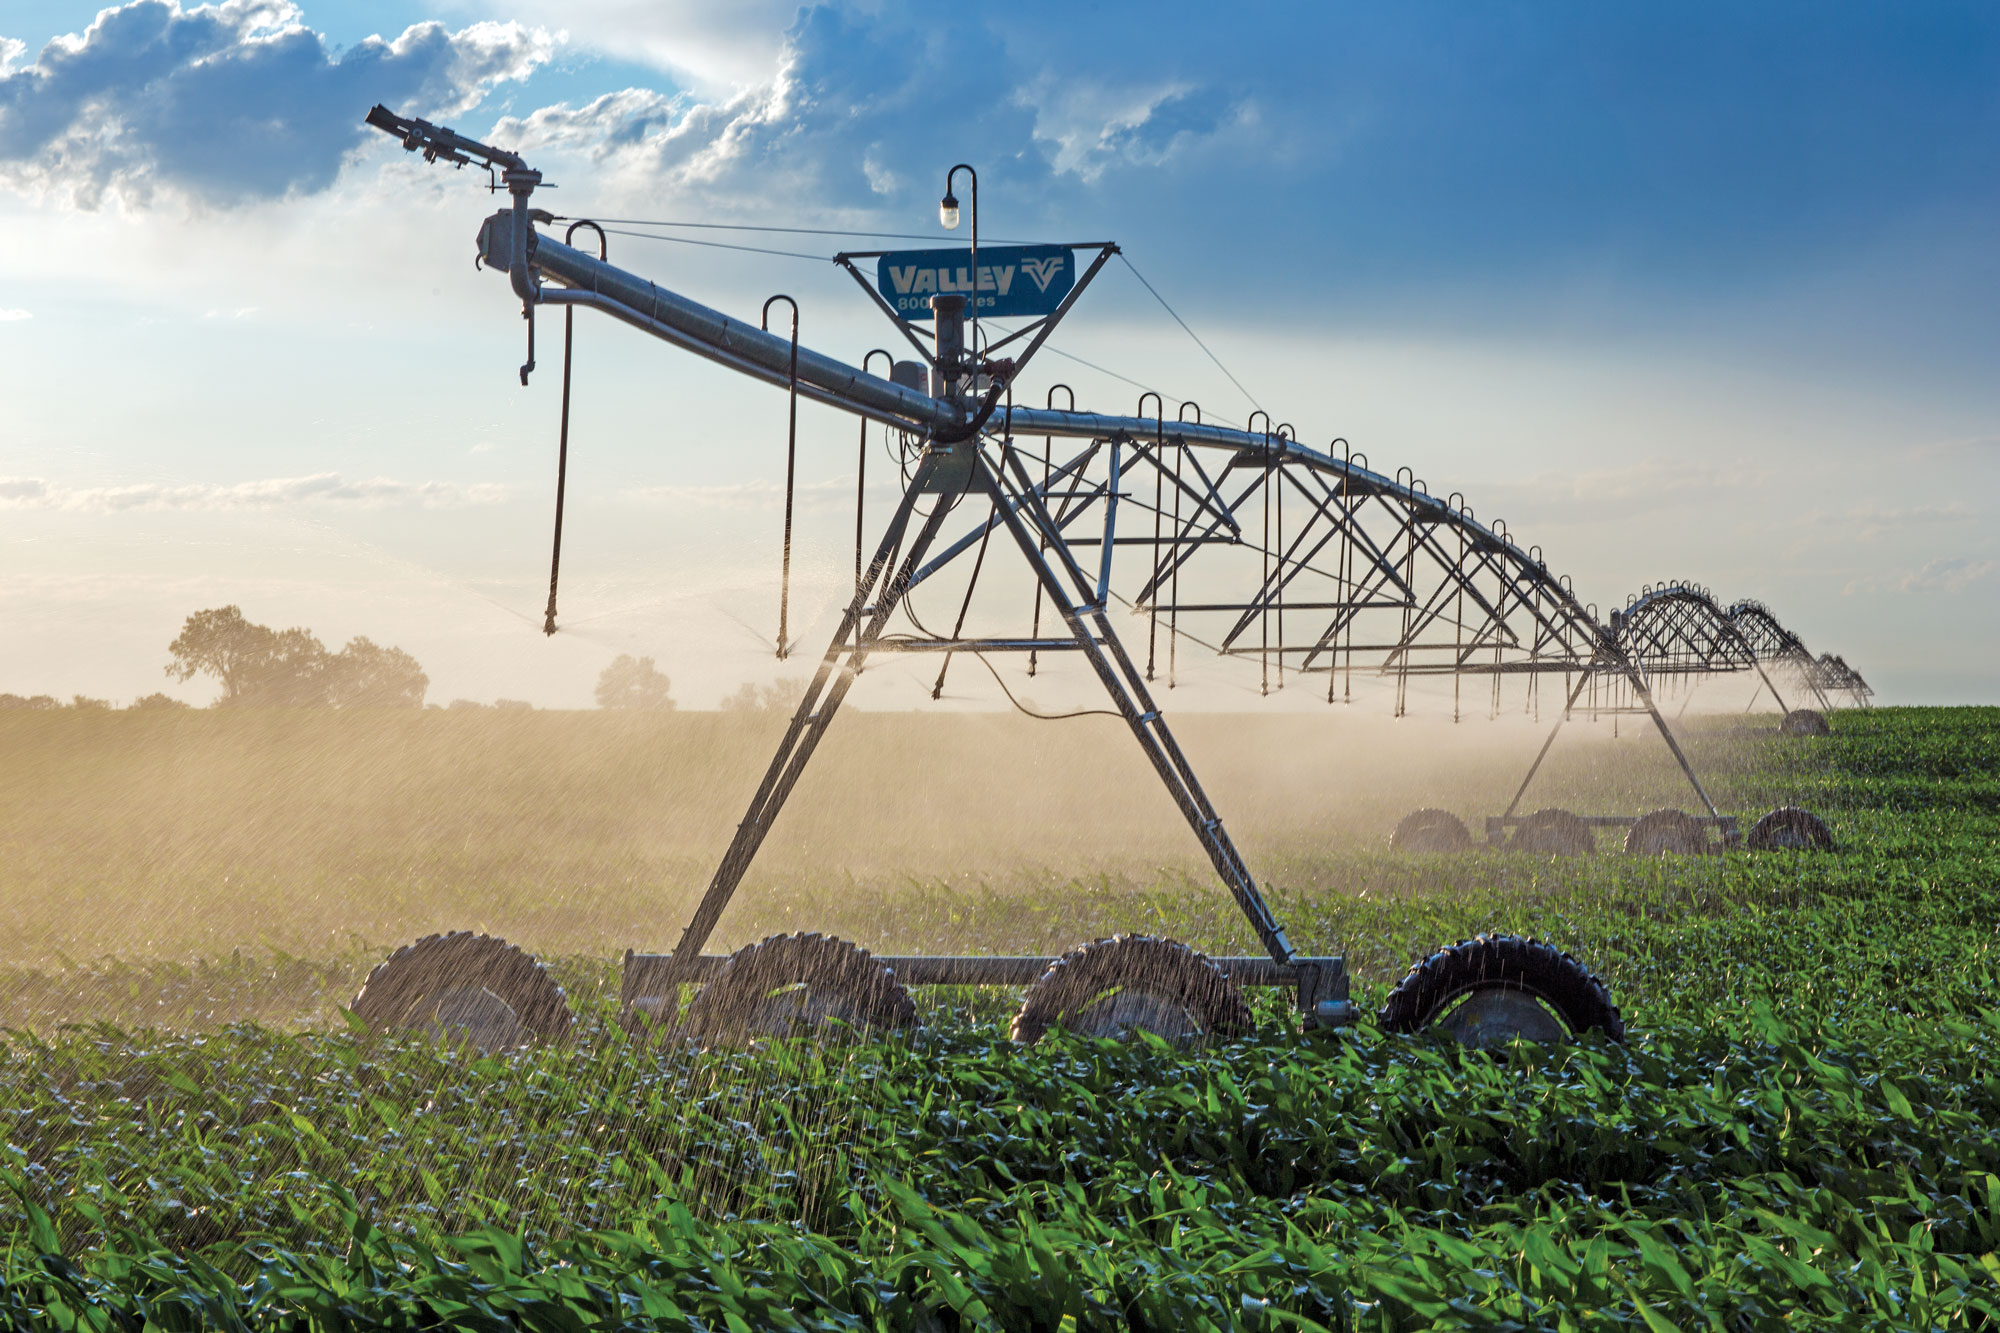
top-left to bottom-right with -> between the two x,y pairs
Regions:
1163,601 -> 1406,613
1502,668 -> 1598,818
1616,586 -> 1823,714
906,440 -> 1101,592
662,452 -> 957,976
499,220 -> 1625,679
987,442 -> 1295,964
665,436 -> 1297,975
878,637 -> 1082,653
496,217 -> 1823,712
1622,662 -> 1722,819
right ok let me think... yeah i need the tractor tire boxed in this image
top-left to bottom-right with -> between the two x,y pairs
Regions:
1624,808 -> 1715,856
1390,808 -> 1474,853
1011,935 -> 1252,1046
1509,807 -> 1593,856
1747,806 -> 1834,852
678,932 -> 916,1043
1780,709 -> 1830,737
351,932 -> 572,1052
1379,934 -> 1624,1047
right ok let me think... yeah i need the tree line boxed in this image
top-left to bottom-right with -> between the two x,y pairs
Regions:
0,607 -> 808,713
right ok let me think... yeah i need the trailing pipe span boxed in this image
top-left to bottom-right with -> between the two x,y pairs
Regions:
481,212 -> 949,431
480,212 -> 1574,634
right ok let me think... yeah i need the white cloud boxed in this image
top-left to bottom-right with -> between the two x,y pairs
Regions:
0,472 -> 506,512
0,1 -> 555,208
622,477 -> 879,511
1894,557 -> 1997,594
1013,77 -> 1251,183
486,8 -> 1255,217
1910,432 -> 2000,460
2,1 -> 1261,231
0,307 -> 30,321
489,0 -> 793,92
1844,556 -> 1999,596
861,148 -> 900,197
1837,501 -> 1975,541
492,80 -> 790,201
1474,457 -> 1766,517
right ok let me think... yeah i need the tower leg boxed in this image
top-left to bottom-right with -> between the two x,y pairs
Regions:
1620,661 -> 1723,819
1501,668 -> 1595,820
665,435 -> 1300,983
988,444 -> 1295,964
662,453 -> 953,975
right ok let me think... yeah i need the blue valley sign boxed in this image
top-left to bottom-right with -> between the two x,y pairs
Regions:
875,245 -> 1075,321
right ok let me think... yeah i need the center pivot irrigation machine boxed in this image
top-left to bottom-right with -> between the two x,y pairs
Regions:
353,106 -> 1862,1054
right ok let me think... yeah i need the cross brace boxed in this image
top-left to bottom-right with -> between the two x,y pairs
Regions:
660,444 -> 1297,983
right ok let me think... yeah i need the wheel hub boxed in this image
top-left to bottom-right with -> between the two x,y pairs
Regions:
728,985 -> 868,1037
1072,988 -> 1204,1043
428,985 -> 528,1053
1435,987 -> 1569,1049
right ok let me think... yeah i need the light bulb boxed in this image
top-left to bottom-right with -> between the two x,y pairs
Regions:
939,193 -> 960,230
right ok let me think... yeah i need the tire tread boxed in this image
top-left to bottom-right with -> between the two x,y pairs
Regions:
1377,933 -> 1624,1042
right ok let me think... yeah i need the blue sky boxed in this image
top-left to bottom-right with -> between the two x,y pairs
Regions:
3,1 -> 1997,708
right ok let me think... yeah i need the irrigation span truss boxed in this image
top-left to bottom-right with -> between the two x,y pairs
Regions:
475,220 -> 1861,728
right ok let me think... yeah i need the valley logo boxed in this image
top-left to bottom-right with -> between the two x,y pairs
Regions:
875,244 -> 1075,321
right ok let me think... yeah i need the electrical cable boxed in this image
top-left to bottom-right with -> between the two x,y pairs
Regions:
979,319 -> 1186,407
534,220 -> 1272,690
577,223 -> 1203,409
584,229 -> 1217,417
598,227 -> 830,262
1034,343 -> 1186,404
893,544 -> 1119,723
964,645 -> 1122,722
558,216 -> 1036,245
1108,588 -> 1226,658
1119,254 -> 1264,413
880,625 -> 1121,723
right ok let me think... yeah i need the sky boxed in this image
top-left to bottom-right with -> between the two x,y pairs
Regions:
2,0 -> 1997,710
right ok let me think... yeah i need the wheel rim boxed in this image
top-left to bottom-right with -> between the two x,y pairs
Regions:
1516,811 -> 1588,855
1399,817 -> 1468,852
1012,936 -> 1249,1045
426,984 -> 529,1053
739,985 -> 869,1036
1435,987 -> 1570,1048
1070,988 -> 1204,1043
681,934 -> 916,1044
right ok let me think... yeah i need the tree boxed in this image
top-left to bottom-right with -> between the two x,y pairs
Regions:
0,694 -> 58,710
595,655 -> 676,710
166,606 -> 274,702
128,693 -> 190,710
241,627 -> 331,706
165,607 -> 427,708
167,606 -> 328,707
326,637 -> 428,709
719,677 -> 805,713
